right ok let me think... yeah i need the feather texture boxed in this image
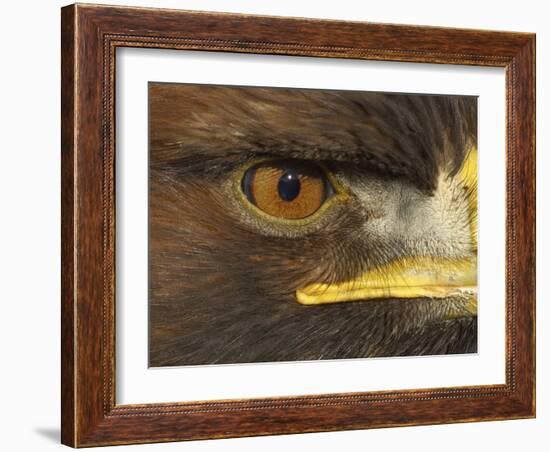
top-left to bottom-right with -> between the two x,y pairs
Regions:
148,83 -> 478,366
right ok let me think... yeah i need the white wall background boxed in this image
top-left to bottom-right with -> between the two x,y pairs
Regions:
0,1 -> 545,451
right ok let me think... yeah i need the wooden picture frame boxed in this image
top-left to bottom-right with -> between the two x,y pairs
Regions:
61,3 -> 536,447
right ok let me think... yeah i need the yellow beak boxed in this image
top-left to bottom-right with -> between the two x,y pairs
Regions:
296,256 -> 477,306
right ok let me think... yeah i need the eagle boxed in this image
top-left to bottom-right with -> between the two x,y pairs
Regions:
148,83 -> 478,367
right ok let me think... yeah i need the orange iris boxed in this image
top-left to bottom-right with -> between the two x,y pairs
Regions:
241,160 -> 332,220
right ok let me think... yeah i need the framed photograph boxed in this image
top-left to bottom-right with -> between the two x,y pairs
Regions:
61,3 -> 535,447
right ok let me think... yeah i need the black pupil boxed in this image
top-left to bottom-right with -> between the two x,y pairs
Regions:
278,171 -> 301,202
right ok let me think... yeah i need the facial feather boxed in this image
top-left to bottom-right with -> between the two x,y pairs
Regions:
150,83 -> 476,191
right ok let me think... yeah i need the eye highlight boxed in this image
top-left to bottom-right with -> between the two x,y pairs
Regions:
241,160 -> 334,220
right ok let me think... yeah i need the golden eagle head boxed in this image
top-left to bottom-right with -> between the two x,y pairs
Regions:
149,83 -> 477,366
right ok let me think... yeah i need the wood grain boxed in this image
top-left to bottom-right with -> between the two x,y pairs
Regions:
60,5 -> 76,446
61,3 -> 536,447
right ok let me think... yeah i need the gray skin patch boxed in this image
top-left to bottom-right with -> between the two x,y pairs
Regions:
336,165 -> 475,263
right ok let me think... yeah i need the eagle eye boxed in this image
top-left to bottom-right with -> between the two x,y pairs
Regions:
241,160 -> 334,220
